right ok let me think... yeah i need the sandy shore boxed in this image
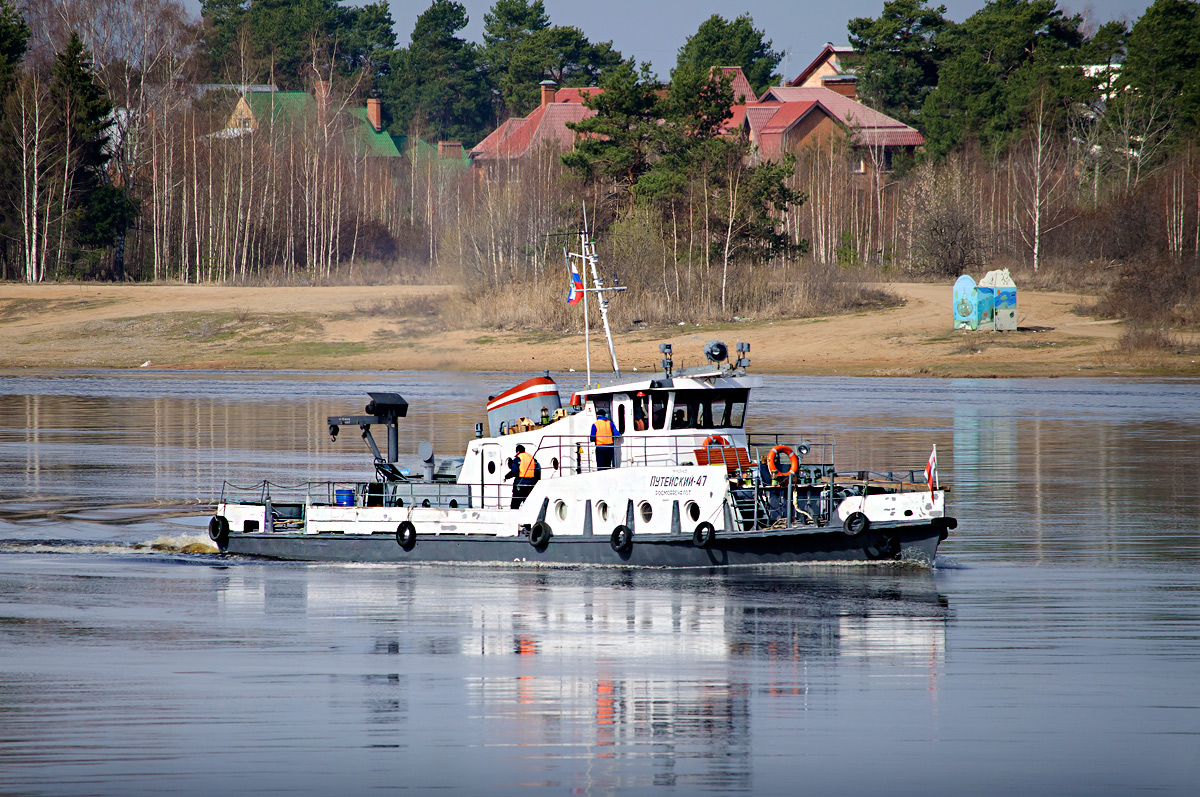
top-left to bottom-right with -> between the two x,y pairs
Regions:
1,281 -> 1196,377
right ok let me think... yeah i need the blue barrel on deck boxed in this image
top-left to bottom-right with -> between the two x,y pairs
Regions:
335,488 -> 355,507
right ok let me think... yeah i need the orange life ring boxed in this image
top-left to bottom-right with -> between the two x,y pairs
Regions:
702,435 -> 730,447
766,445 -> 800,478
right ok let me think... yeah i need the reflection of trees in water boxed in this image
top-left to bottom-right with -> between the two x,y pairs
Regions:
952,404 -> 1200,562
0,381 -> 484,504
326,567 -> 947,789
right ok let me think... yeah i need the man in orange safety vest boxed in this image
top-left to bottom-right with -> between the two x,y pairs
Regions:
504,444 -> 540,508
590,408 -> 621,470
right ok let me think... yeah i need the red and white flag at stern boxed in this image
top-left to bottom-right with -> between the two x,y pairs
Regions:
925,445 -> 938,496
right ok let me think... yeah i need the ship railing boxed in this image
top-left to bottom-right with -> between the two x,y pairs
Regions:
723,463 -> 939,532
218,479 -> 417,508
528,435 -> 741,474
528,433 -> 835,475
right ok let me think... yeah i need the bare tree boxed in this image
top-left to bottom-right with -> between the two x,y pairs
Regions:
1014,90 -> 1072,272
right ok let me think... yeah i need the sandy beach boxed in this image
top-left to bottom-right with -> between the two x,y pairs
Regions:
1,281 -> 1195,377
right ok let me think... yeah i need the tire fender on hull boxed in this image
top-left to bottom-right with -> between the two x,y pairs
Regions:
209,516 -> 229,549
530,521 -> 552,549
395,521 -> 416,551
610,525 -> 633,553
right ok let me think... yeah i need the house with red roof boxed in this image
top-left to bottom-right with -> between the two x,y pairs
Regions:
469,81 -> 598,172
469,57 -> 920,181
470,68 -> 754,170
786,43 -> 860,98
737,86 -> 923,177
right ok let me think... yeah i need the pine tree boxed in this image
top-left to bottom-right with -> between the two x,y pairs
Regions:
382,0 -> 492,145
50,32 -> 136,279
848,0 -> 949,127
674,14 -> 781,96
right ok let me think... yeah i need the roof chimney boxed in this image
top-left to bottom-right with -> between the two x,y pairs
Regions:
366,97 -> 382,132
540,79 -> 557,109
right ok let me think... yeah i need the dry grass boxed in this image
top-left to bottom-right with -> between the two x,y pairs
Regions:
457,261 -> 901,333
223,257 -> 439,287
350,295 -> 443,318
1085,258 -> 1199,326
1115,326 -> 1190,354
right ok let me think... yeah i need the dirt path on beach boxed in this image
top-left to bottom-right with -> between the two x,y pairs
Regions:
0,281 -> 1195,376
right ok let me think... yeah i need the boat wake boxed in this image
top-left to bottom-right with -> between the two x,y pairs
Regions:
135,534 -> 220,554
0,533 -> 219,556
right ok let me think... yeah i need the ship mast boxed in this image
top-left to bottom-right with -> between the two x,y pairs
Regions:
567,209 -> 625,384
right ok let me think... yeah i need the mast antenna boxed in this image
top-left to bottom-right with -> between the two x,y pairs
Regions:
568,204 -> 626,384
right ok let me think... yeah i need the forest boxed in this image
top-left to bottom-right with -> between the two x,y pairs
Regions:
0,0 -> 1198,334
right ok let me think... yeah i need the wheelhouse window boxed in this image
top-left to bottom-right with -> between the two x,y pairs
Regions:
667,389 -> 749,429
650,392 -> 668,430
628,393 -> 649,431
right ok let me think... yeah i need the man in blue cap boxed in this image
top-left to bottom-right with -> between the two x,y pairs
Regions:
590,408 -> 621,470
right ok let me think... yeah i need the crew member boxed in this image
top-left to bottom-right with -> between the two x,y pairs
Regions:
504,444 -> 539,508
632,392 -> 648,431
590,408 -> 621,470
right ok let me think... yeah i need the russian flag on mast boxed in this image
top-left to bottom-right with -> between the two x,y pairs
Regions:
566,252 -> 584,305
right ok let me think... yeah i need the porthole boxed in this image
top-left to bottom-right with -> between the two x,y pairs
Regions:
685,501 -> 700,523
488,461 -> 496,475
449,499 -> 459,509
639,501 -> 653,523
597,501 -> 609,522
551,457 -> 559,470
555,500 -> 568,521
422,499 -> 431,508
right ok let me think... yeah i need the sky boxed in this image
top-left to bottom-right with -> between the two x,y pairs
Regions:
181,1 -> 1157,80
384,0 -> 1156,79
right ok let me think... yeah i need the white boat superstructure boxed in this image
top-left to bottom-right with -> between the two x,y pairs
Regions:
213,342 -> 954,566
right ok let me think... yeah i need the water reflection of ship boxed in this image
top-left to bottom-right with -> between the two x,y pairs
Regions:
216,567 -> 946,786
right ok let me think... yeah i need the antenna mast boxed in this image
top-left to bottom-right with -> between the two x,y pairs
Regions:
568,206 -> 625,384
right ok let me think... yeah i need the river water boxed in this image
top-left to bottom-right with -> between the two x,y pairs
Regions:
1,371 -> 1198,795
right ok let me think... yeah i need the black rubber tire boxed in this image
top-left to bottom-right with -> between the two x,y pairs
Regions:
610,525 -> 633,553
395,521 -> 416,551
529,521 -> 552,549
844,512 -> 869,537
208,515 -> 229,544
692,522 -> 716,549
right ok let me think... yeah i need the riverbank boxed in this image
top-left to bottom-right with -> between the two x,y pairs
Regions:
1,281 -> 1196,377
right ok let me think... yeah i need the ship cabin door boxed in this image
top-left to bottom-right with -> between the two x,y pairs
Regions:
478,442 -> 505,509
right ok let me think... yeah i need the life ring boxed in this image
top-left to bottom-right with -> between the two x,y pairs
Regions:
395,521 -> 416,551
766,445 -> 800,479
208,515 -> 229,545
702,435 -> 730,448
610,525 -> 633,553
529,521 -> 552,549
692,522 -> 716,549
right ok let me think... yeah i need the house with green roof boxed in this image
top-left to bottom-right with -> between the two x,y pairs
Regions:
225,87 -> 469,170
